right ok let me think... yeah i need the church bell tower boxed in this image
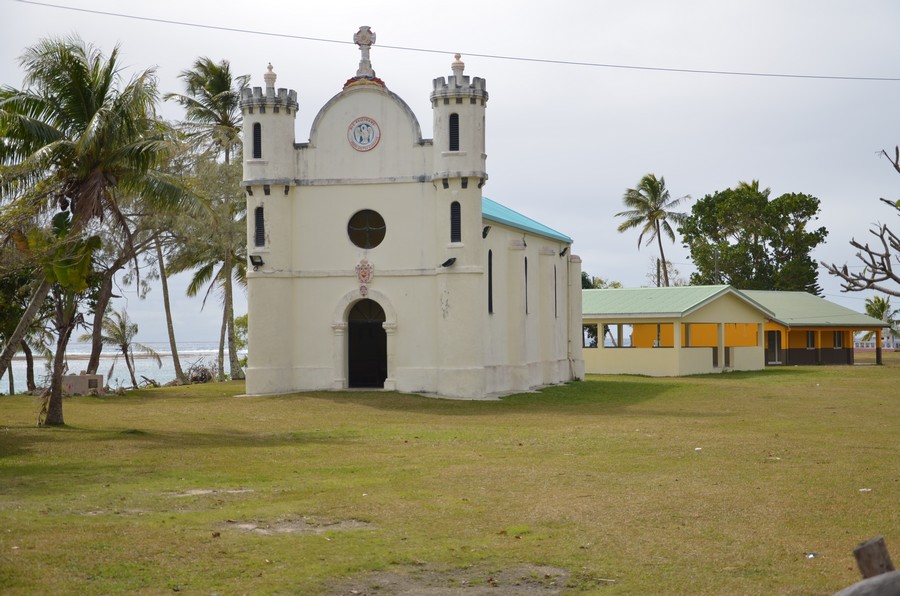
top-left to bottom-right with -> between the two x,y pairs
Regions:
430,55 -> 490,396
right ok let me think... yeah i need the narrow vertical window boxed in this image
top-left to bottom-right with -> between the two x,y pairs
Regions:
524,257 -> 529,314
253,123 -> 262,159
553,265 -> 558,318
449,113 -> 459,151
806,331 -> 815,348
450,201 -> 461,243
254,206 -> 265,247
488,250 -> 493,314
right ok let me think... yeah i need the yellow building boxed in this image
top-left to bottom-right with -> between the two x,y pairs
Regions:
582,286 -> 773,376
741,290 -> 887,365
583,287 -> 889,376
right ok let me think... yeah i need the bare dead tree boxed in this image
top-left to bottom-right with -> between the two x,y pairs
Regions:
822,146 -> 900,297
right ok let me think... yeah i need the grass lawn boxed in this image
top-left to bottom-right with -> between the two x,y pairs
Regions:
1,361 -> 897,595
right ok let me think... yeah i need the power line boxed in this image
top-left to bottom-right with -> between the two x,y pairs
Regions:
14,0 -> 900,83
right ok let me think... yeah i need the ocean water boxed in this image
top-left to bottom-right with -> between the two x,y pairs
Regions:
2,341 -> 245,394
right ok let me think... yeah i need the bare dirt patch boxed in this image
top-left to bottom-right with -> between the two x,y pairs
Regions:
328,564 -> 572,595
78,508 -> 149,517
168,488 -> 254,497
221,516 -> 374,535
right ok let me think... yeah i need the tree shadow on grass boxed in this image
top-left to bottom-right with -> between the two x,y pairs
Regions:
295,379 -> 675,416
0,426 -> 371,498
0,423 -> 365,461
686,367 -> 818,381
289,366 -> 828,417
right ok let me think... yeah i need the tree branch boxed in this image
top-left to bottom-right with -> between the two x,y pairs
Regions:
880,146 -> 900,175
822,224 -> 900,297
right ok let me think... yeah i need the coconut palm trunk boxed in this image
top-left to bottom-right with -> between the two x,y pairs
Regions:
123,345 -> 138,388
46,330 -> 69,424
44,289 -> 79,426
156,236 -> 187,383
223,251 -> 244,380
217,301 -> 227,382
86,271 -> 115,375
655,223 -> 670,287
20,340 -> 35,392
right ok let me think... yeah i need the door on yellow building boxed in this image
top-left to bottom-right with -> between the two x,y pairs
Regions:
766,330 -> 782,365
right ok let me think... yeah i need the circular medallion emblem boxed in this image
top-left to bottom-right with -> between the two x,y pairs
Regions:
348,117 -> 381,152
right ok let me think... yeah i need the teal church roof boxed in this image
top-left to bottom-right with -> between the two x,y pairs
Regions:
482,197 -> 572,243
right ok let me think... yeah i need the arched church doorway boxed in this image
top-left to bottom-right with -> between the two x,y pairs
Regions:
348,299 -> 387,388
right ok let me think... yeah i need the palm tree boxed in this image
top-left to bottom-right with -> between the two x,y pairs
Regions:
166,165 -> 247,382
863,295 -> 899,349
164,58 -> 249,165
0,36 -> 190,424
153,233 -> 188,384
616,174 -> 689,287
176,247 -> 246,382
79,308 -> 160,389
165,58 -> 248,380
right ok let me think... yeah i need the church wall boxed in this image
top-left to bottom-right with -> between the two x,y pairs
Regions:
245,276 -> 295,394
288,182 -> 437,272
304,85 -> 431,183
567,256 -> 586,380
479,223 -> 578,394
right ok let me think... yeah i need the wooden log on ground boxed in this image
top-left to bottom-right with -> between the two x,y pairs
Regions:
835,537 -> 899,596
855,536 -> 896,579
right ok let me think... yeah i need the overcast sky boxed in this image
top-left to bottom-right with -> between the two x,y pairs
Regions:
3,0 -> 899,343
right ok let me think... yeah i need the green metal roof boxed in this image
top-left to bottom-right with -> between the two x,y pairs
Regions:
583,285 -> 773,318
482,197 -> 572,243
741,290 -> 887,328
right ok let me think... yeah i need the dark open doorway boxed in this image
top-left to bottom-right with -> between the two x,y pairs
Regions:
348,299 -> 387,388
766,330 -> 782,364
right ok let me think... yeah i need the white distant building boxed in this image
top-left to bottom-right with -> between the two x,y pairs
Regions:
240,27 -> 583,398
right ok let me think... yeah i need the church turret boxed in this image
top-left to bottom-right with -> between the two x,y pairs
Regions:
241,64 -> 299,186
241,64 -> 299,394
430,55 -> 489,395
241,64 -> 298,271
431,54 -> 488,185
429,54 -> 488,260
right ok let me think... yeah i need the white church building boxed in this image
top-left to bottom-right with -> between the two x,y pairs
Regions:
241,27 -> 584,399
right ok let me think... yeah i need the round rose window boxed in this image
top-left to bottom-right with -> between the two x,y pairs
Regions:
347,209 -> 386,249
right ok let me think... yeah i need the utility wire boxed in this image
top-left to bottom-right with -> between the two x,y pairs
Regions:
13,0 -> 900,82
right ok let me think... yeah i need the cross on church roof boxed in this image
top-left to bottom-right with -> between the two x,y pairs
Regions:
354,26 -> 376,78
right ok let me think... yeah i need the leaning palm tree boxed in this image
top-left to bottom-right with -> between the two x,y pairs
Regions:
79,308 -> 160,389
0,36 -> 190,424
164,57 -> 249,165
616,174 -> 689,287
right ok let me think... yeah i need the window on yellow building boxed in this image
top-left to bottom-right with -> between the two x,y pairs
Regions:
583,324 -> 598,348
